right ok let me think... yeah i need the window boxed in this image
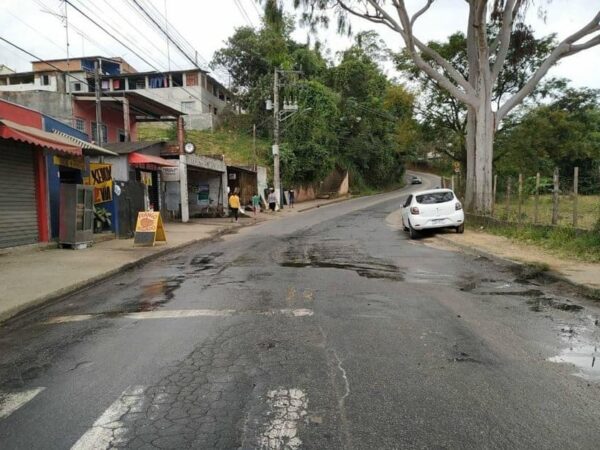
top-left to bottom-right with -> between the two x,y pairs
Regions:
213,107 -> 218,115
91,122 -> 108,144
118,130 -> 126,142
415,191 -> 454,204
40,74 -> 50,86
186,72 -> 198,86
71,82 -> 82,92
403,195 -> 412,208
181,101 -> 196,113
74,118 -> 86,133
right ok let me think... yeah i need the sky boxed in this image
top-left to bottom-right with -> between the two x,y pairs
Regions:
0,0 -> 598,90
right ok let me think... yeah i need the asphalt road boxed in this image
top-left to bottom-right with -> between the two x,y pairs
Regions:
1,173 -> 600,449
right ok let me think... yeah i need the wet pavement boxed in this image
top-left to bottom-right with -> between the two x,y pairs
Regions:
1,182 -> 600,449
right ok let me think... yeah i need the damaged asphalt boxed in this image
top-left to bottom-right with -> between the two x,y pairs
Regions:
1,185 -> 600,449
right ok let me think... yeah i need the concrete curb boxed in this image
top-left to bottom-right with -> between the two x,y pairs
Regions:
434,234 -> 600,300
0,225 -> 239,325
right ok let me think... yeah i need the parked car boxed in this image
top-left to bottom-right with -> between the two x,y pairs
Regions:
401,188 -> 464,239
410,175 -> 422,184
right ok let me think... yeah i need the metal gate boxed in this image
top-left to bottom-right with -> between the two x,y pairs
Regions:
0,142 -> 39,248
117,180 -> 145,238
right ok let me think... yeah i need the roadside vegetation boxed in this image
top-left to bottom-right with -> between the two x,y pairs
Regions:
468,220 -> 600,263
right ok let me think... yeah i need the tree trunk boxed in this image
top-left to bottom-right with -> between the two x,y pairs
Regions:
472,102 -> 495,214
464,107 -> 476,209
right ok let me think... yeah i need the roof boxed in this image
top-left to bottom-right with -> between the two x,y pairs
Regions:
74,91 -> 183,119
51,130 -> 118,156
104,141 -> 166,155
32,56 -> 123,65
0,119 -> 81,155
100,68 -> 208,78
128,152 -> 176,167
412,188 -> 454,196
227,165 -> 257,174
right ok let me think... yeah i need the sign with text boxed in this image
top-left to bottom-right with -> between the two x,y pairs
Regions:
133,211 -> 166,246
161,166 -> 180,181
86,163 -> 113,204
53,155 -> 85,170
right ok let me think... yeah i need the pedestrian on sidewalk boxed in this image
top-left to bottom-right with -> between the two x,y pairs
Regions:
229,189 -> 240,222
289,188 -> 295,208
268,188 -> 277,212
251,192 -> 261,217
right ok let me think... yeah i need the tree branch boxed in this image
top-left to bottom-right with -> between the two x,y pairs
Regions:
410,0 -> 434,27
498,11 -> 600,121
491,0 -> 517,81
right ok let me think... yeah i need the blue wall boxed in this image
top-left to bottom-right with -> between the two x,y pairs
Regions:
42,116 -> 89,238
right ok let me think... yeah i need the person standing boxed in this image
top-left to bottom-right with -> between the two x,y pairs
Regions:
268,189 -> 277,212
289,188 -> 295,208
251,192 -> 261,217
229,190 -> 241,222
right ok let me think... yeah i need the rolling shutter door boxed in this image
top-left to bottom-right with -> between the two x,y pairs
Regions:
0,142 -> 39,248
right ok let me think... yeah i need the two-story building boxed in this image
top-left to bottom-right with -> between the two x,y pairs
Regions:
0,56 -> 232,131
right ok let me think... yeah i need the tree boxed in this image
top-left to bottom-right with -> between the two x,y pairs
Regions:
495,87 -> 600,192
395,28 -> 559,170
295,1 -> 600,213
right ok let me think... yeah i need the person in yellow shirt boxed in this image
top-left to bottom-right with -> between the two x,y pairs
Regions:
228,190 -> 241,222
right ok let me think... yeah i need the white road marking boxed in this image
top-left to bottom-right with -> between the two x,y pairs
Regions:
260,388 -> 308,450
0,387 -> 45,420
70,385 -> 144,450
46,308 -> 314,324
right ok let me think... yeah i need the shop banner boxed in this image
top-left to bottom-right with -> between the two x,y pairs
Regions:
140,171 -> 153,186
197,184 -> 210,206
86,163 -> 113,204
53,155 -> 85,170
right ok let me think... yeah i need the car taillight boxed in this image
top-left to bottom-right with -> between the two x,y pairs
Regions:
455,202 -> 462,210
410,206 -> 420,215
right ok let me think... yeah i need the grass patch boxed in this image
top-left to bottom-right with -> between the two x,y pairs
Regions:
494,194 -> 600,230
137,124 -> 272,167
469,220 -> 600,262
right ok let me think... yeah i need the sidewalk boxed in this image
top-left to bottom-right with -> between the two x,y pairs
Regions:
0,195 -> 352,324
386,209 -> 600,297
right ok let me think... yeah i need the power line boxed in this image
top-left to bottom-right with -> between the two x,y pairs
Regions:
0,35 -> 167,121
233,0 -> 254,27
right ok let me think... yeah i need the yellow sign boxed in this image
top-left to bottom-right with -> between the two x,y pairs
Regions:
87,163 -> 113,204
53,155 -> 85,170
133,211 -> 166,246
140,171 -> 153,186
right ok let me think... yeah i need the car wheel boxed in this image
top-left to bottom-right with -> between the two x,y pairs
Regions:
409,223 -> 419,239
456,224 -> 465,234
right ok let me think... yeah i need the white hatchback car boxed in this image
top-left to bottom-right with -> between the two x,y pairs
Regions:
401,188 -> 464,239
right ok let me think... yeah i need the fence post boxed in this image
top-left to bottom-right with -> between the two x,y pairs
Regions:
451,175 -> 455,191
552,167 -> 559,225
573,166 -> 579,228
534,172 -> 540,224
505,176 -> 512,219
440,176 -> 444,188
492,174 -> 497,217
518,173 -> 523,224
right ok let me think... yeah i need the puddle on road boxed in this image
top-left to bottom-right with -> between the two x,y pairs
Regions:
549,345 -> 600,381
119,275 -> 186,313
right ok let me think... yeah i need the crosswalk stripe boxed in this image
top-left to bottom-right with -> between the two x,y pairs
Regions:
71,385 -> 145,450
46,308 -> 314,324
0,387 -> 45,420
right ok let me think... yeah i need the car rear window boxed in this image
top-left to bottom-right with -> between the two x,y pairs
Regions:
415,192 -> 454,204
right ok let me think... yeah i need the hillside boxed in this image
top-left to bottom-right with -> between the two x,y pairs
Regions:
137,124 -> 272,167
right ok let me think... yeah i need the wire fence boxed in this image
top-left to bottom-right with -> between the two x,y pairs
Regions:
441,167 -> 600,230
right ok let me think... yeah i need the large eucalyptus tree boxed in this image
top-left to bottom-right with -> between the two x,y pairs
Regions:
295,0 -> 600,213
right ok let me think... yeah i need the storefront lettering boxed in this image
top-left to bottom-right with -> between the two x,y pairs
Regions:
86,163 -> 113,204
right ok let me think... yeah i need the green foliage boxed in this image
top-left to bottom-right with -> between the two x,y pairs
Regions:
281,80 -> 339,184
474,222 -> 600,262
211,14 -> 413,189
495,87 -> 600,193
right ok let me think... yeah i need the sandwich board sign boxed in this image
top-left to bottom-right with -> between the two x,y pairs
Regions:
133,211 -> 166,246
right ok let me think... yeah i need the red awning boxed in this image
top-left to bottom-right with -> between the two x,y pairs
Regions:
0,119 -> 81,155
128,152 -> 177,167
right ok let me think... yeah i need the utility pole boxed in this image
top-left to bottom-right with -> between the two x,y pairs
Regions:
273,68 -> 281,208
64,0 -> 71,96
253,123 -> 257,170
94,58 -> 103,145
